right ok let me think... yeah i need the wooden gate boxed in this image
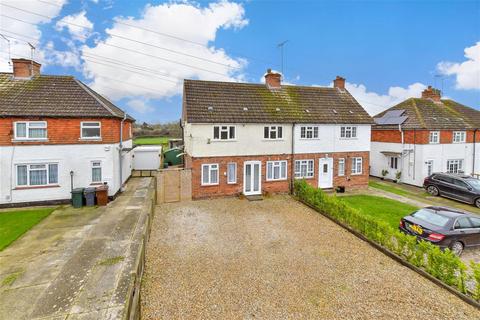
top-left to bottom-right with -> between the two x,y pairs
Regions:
156,167 -> 192,203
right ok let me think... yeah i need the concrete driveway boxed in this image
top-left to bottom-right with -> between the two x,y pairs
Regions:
141,196 -> 479,319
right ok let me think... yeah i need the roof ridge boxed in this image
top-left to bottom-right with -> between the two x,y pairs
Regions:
74,79 -> 122,118
184,78 -> 335,90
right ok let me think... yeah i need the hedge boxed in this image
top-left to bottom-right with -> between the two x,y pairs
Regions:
294,180 -> 480,301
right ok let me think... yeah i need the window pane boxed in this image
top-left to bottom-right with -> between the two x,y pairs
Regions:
82,128 -> 101,138
274,165 -> 280,179
202,165 -> 209,184
29,128 -> 47,138
264,127 -> 269,139
214,126 -> 219,139
83,122 -> 100,127
340,127 -> 345,137
210,167 -> 218,184
229,126 -> 235,139
313,127 -> 318,138
227,163 -> 236,183
92,167 -> 102,182
352,127 -> 357,137
17,165 -> 27,185
301,127 -> 306,138
271,130 -> 276,139
220,130 -> 228,140
30,168 -> 47,185
281,161 -> 286,178
16,123 -> 27,138
48,164 -> 58,184
267,162 -> 273,180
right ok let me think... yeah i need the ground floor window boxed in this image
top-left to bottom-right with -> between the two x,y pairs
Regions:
267,161 -> 287,181
446,159 -> 463,174
91,161 -> 102,183
295,159 -> 314,178
16,163 -> 58,187
351,157 -> 363,175
338,158 -> 345,176
389,157 -> 398,170
426,160 -> 434,176
227,162 -> 237,184
201,164 -> 219,185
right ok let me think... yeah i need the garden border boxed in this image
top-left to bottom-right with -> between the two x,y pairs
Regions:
296,197 -> 480,310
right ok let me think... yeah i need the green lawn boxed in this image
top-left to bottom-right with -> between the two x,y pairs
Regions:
368,181 -> 415,197
133,136 -> 169,147
339,195 -> 418,228
0,208 -> 56,251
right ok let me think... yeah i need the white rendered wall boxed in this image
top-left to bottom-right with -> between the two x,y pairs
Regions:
0,140 -> 132,205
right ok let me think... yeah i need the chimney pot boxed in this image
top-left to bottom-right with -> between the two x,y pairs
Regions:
333,76 -> 345,89
421,86 -> 441,102
264,69 -> 281,89
12,58 -> 41,78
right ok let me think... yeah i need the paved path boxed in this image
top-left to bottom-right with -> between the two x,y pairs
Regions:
141,196 -> 479,319
0,178 -> 153,320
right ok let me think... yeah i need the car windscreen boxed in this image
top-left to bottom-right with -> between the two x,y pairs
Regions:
411,209 -> 450,228
466,179 -> 480,190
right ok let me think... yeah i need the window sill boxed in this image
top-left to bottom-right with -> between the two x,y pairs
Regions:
201,183 -> 219,187
211,139 -> 237,142
266,178 -> 288,182
14,184 -> 60,190
294,176 -> 314,180
262,139 -> 285,142
339,137 -> 358,140
227,182 -> 237,185
90,182 -> 103,186
299,138 -> 320,140
12,138 -> 48,142
351,173 -> 363,176
79,138 -> 102,141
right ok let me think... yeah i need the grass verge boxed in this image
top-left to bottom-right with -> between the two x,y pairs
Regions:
0,208 -> 56,251
133,136 -> 170,148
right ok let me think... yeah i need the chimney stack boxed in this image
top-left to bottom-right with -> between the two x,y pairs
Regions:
264,69 -> 282,88
12,58 -> 41,78
421,86 -> 441,102
333,76 -> 345,90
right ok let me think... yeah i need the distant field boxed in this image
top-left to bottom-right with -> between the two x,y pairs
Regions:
134,136 -> 169,146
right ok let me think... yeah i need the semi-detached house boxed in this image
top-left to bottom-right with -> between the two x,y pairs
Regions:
0,58 -> 134,206
371,86 -> 480,186
182,70 -> 373,199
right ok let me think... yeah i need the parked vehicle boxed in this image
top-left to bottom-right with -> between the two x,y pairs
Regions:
399,206 -> 480,255
423,173 -> 480,208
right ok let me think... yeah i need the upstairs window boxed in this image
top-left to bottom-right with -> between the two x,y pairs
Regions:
16,163 -> 58,187
14,121 -> 47,140
453,131 -> 466,143
213,125 -> 235,140
429,131 -> 439,144
300,126 -> 319,139
340,126 -> 357,138
81,122 -> 101,139
264,126 -> 283,139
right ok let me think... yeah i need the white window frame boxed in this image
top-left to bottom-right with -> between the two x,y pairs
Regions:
227,162 -> 237,184
15,163 -> 58,187
446,159 -> 463,174
14,121 -> 47,140
338,158 -> 345,176
429,131 -> 440,144
351,157 -> 363,175
453,131 -> 466,143
299,126 -> 319,139
294,159 -> 314,179
426,160 -> 434,176
91,161 -> 102,183
340,126 -> 357,139
213,125 -> 236,141
264,126 -> 283,140
81,121 -> 102,140
201,163 -> 219,186
266,160 -> 287,181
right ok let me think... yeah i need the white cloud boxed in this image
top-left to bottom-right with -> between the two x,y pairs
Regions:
437,41 -> 480,90
127,98 -> 154,114
56,10 -> 94,42
344,82 -> 427,116
0,0 -> 67,72
81,1 -> 248,100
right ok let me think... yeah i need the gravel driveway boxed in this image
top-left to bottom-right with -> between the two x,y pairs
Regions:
141,195 -> 479,319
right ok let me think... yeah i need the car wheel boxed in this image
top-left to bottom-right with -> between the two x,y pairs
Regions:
475,198 -> 480,209
450,241 -> 464,256
427,185 -> 439,196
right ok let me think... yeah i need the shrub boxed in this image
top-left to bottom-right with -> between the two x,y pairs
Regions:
294,180 -> 477,301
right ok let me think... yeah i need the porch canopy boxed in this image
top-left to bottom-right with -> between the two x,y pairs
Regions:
381,151 -> 402,157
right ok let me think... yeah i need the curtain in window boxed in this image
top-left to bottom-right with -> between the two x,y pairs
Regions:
48,164 -> 58,184
267,162 -> 273,180
16,123 -> 27,138
30,167 -> 47,185
29,128 -> 47,138
202,165 -> 209,184
210,166 -> 218,184
227,163 -> 236,183
17,165 -> 27,185
92,167 -> 102,182
281,161 -> 286,178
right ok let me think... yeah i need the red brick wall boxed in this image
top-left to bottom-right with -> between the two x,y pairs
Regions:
372,129 -> 479,144
190,151 -> 369,199
0,117 -> 133,146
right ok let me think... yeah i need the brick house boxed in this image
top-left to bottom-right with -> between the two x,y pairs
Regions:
370,86 -> 480,186
0,58 -> 134,206
182,70 -> 373,199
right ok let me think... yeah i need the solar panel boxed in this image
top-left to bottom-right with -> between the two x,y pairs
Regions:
374,109 -> 407,125
384,109 -> 405,117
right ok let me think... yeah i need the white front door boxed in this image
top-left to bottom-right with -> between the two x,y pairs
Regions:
318,158 -> 333,189
244,161 -> 261,195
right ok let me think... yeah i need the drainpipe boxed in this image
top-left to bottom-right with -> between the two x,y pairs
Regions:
290,123 -> 296,194
399,124 -> 404,181
473,129 -> 477,176
180,119 -> 184,166
119,114 -> 127,192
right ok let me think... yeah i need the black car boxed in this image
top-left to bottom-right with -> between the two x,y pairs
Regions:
399,206 -> 480,255
423,173 -> 480,208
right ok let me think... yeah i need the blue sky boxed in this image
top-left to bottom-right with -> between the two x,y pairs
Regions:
0,0 -> 479,123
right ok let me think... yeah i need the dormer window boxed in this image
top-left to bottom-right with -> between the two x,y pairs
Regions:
14,121 -> 47,140
213,125 -> 235,140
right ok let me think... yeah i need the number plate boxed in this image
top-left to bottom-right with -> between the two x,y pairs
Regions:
410,224 -> 423,235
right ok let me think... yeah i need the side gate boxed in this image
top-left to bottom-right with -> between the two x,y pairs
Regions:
156,167 -> 192,203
